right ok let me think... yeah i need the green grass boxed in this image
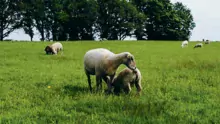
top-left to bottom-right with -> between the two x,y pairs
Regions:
0,41 -> 220,123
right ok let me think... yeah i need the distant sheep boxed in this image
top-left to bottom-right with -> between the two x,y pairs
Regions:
181,40 -> 188,48
112,67 -> 142,95
44,42 -> 63,55
194,43 -> 203,48
99,38 -> 107,42
83,48 -> 136,93
205,40 -> 210,44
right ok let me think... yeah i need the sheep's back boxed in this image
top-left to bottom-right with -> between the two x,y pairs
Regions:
182,40 -> 188,45
51,42 -> 63,49
84,48 -> 114,73
117,68 -> 136,83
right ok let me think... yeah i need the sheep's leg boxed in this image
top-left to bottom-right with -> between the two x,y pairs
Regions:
106,75 -> 115,93
102,76 -> 109,84
86,73 -> 92,92
96,75 -> 102,91
102,76 -> 111,93
52,48 -> 57,55
135,81 -> 142,94
102,76 -> 110,90
124,83 -> 131,94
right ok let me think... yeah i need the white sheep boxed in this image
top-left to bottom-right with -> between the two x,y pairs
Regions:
112,67 -> 142,95
205,40 -> 210,44
194,43 -> 203,48
181,40 -> 188,48
83,48 -> 136,93
44,42 -> 63,55
99,38 -> 107,42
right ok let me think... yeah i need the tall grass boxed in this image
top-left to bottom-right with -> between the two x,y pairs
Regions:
0,41 -> 219,123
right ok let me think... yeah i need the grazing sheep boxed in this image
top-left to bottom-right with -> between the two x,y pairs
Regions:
45,42 -> 63,55
194,43 -> 203,48
205,40 -> 210,44
84,48 -> 136,93
112,67 -> 142,95
99,38 -> 107,42
181,40 -> 188,48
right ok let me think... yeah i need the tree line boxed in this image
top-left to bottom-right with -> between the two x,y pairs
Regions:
0,0 -> 196,41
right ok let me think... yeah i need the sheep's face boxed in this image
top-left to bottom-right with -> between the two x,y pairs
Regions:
45,46 -> 53,54
123,53 -> 136,71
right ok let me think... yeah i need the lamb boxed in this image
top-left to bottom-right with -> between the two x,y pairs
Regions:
181,40 -> 188,48
194,43 -> 203,48
44,42 -> 63,55
112,67 -> 142,95
83,48 -> 136,93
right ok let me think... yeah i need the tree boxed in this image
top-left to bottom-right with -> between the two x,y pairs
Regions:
0,0 -> 22,41
145,0 -> 175,40
32,0 -> 49,41
131,0 -> 148,40
59,0 -> 98,40
20,0 -> 35,41
43,0 -> 67,41
132,0 -> 195,40
96,0 -> 144,40
172,2 -> 196,40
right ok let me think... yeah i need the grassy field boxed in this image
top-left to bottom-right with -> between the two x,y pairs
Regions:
0,41 -> 220,123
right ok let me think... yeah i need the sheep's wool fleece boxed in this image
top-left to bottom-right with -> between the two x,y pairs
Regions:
84,48 -> 115,74
116,68 -> 141,84
51,42 -> 63,54
51,42 -> 63,49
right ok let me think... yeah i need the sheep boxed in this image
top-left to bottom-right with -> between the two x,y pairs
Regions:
83,48 -> 136,93
194,43 -> 203,48
99,38 -> 107,42
112,67 -> 142,95
181,40 -> 188,48
205,40 -> 210,44
44,42 -> 63,55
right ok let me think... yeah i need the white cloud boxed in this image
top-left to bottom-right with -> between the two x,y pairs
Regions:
6,0 -> 220,41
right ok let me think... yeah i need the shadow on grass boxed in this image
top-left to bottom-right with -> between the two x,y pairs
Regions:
40,53 -> 77,62
62,84 -> 89,96
63,84 -> 121,96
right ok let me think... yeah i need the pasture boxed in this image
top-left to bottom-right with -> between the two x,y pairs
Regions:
0,41 -> 220,123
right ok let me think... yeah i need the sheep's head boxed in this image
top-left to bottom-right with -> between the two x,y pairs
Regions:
45,46 -> 53,54
123,52 -> 136,71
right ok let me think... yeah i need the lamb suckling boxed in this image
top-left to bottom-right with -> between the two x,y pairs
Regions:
83,48 -> 136,93
112,67 -> 142,95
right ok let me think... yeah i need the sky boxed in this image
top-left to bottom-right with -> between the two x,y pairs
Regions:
6,0 -> 220,41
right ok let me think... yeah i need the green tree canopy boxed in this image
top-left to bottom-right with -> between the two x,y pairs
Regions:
0,0 -> 22,41
1,0 -> 196,41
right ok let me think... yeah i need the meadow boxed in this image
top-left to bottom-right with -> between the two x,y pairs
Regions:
0,41 -> 220,124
